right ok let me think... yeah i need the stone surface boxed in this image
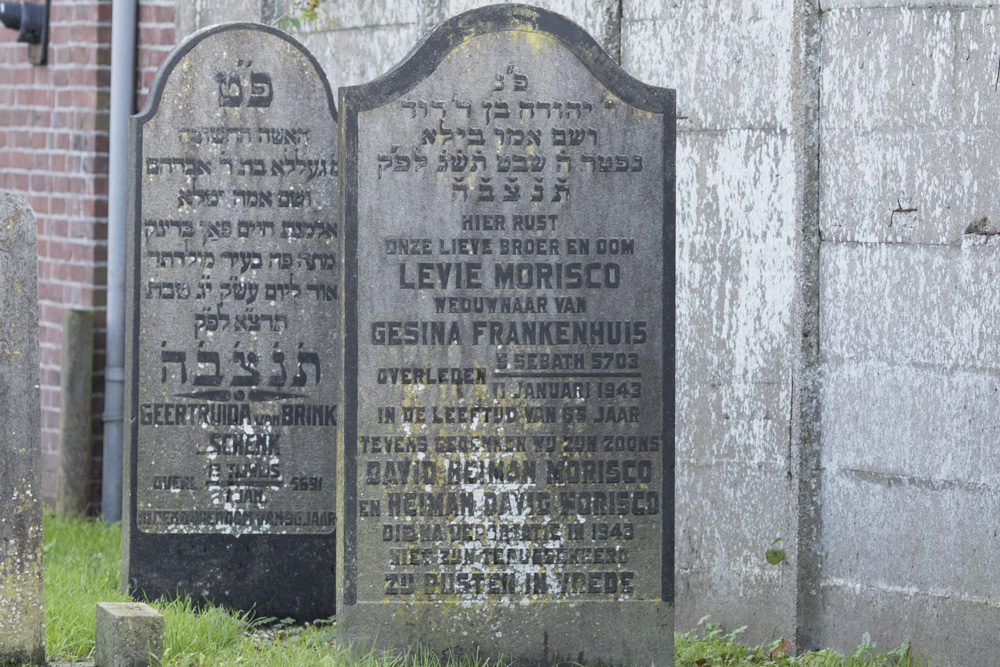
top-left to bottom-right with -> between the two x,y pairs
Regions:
817,5 -> 1000,665
623,0 -> 823,649
819,239 -> 1000,664
95,602 -> 164,667
123,23 -> 339,619
820,7 -> 1000,246
0,192 -> 44,666
339,5 -> 674,664
623,3 -> 795,131
57,309 -> 95,517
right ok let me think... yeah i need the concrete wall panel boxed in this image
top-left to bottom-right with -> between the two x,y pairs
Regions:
823,457 -> 1000,595
296,0 -> 620,101
675,461 -> 796,636
822,243 -> 1000,373
820,196 -> 1000,663
821,0 -> 996,13
303,0 -> 418,30
822,9 -> 955,133
298,25 -> 422,89
622,2 -> 795,131
623,2 -> 813,644
823,362 -> 1000,486
821,8 -> 1000,245
820,128 -> 992,245
820,583 -> 1000,665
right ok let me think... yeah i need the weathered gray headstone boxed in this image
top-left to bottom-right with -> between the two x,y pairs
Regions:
339,6 -> 675,664
124,23 -> 339,619
0,192 -> 44,665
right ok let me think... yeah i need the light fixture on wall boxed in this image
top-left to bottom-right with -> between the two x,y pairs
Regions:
0,1 -> 49,65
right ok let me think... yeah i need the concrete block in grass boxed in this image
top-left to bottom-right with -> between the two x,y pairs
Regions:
95,603 -> 163,667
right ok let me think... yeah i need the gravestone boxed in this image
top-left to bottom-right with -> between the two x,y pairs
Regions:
0,192 -> 44,665
339,5 -> 675,664
124,23 -> 339,619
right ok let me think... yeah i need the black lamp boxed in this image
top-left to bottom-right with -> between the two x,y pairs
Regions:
0,1 -> 49,65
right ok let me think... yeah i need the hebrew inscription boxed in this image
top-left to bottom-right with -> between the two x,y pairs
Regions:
129,27 -> 338,536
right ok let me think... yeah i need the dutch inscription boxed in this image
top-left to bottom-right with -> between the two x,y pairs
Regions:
128,25 -> 338,538
341,6 -> 674,664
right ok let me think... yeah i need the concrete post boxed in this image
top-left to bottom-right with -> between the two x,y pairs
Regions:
95,602 -> 164,667
0,191 -> 44,665
57,308 -> 94,516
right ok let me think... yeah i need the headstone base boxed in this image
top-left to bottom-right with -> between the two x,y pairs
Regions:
341,601 -> 673,666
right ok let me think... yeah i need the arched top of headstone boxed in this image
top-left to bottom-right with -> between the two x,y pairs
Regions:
342,3 -> 670,115
137,22 -> 337,123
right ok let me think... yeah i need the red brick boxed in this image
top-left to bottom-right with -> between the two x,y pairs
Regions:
29,196 -> 48,215
73,4 -> 97,22
0,0 -> 124,506
6,108 -> 27,124
31,109 -> 52,127
42,410 -> 61,430
38,282 -> 61,301
69,68 -> 97,86
49,5 -> 74,22
68,264 -> 92,283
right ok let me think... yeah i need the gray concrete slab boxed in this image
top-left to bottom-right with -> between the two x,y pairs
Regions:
0,191 -> 44,666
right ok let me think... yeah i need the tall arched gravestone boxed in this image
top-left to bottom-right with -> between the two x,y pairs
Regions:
0,192 -> 44,666
124,23 -> 339,619
339,5 -> 675,664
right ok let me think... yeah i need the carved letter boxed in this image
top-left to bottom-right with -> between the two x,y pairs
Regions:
216,72 -> 242,107
248,72 -> 273,107
161,343 -> 186,383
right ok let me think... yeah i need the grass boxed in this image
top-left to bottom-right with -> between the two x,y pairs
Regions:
42,512 -> 931,666
43,512 -> 250,664
674,618 -> 931,666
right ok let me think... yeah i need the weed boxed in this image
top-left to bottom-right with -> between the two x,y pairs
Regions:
675,617 -> 929,667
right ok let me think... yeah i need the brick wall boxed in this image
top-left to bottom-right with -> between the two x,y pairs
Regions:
136,0 -> 174,111
0,0 -> 173,510
0,0 -> 112,508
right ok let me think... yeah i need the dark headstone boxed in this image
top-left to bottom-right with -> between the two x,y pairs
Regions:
124,23 -> 339,619
339,6 -> 675,664
0,192 -> 44,665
